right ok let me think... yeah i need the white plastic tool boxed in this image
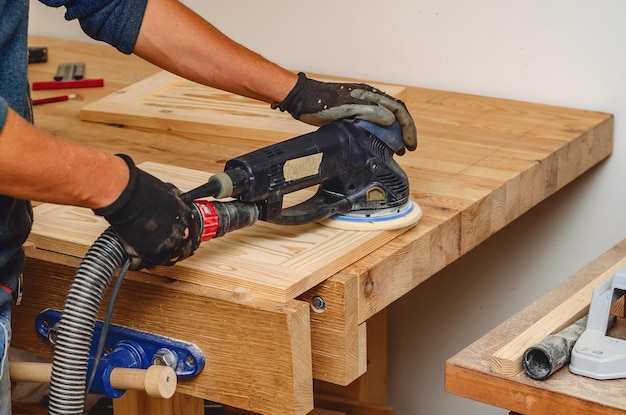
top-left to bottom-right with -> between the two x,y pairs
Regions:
570,265 -> 626,379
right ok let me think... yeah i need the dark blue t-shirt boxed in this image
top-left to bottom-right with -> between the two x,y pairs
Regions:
0,0 -> 147,305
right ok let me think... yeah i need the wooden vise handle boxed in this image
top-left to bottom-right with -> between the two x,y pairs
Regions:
9,361 -> 177,399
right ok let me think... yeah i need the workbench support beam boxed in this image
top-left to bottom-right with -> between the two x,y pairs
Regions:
314,309 -> 389,406
299,272 -> 367,385
14,252 -> 314,415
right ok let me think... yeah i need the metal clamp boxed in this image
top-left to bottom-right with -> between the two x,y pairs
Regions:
36,308 -> 205,397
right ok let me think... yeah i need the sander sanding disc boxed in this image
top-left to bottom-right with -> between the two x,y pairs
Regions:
318,199 -> 422,231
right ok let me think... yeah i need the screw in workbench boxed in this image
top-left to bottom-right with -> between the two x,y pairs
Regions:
311,296 -> 327,313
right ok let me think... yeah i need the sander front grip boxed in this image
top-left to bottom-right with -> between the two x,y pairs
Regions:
9,361 -> 177,398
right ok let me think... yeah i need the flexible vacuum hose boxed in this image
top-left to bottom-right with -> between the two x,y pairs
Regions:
47,228 -> 125,415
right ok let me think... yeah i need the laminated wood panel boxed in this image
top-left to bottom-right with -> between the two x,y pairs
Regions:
80,71 -> 406,142
28,162 -> 416,303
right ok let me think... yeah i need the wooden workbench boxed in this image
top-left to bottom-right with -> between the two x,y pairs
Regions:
445,239 -> 626,415
16,35 -> 613,415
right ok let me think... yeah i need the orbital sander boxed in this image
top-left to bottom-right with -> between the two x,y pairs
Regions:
181,119 -> 422,239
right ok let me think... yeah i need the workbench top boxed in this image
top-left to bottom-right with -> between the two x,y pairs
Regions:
445,239 -> 626,415
19,36 -> 613,415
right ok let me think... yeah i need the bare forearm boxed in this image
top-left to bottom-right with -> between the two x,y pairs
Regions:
134,0 -> 297,104
0,109 -> 127,208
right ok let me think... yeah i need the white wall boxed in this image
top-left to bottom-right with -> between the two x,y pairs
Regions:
29,1 -> 626,414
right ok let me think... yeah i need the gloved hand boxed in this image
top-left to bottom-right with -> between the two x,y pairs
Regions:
272,72 -> 417,152
93,154 -> 201,270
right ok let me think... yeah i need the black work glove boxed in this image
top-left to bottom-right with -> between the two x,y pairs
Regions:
272,72 -> 417,152
93,154 -> 201,270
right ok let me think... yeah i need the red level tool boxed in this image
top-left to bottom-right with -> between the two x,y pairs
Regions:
32,79 -> 104,90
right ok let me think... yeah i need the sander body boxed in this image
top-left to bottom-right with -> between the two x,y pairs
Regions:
183,119 -> 421,241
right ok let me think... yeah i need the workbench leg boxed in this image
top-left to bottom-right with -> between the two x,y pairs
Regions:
112,390 -> 204,415
314,309 -> 393,413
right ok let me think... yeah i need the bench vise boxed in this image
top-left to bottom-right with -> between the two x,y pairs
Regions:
21,308 -> 205,399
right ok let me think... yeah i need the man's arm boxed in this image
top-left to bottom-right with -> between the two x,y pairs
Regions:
0,108 -> 127,209
0,108 -> 199,270
133,0 -> 298,104
133,0 -> 416,150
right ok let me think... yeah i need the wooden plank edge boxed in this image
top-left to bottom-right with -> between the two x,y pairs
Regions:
462,114 -> 613,255
445,360 -> 625,415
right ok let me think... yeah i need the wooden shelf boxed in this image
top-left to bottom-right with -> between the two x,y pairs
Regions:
446,239 -> 626,415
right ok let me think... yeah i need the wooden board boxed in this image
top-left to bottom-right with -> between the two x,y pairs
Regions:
15,254 -> 314,415
79,71 -> 407,141
28,162 -> 415,303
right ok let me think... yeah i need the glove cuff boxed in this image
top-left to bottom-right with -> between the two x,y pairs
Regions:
271,72 -> 308,115
93,154 -> 138,218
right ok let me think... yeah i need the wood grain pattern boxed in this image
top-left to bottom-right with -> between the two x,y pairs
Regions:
299,272 -> 367,385
14,252 -> 313,415
23,35 -> 615,402
113,390 -> 204,415
28,162 -> 415,303
79,71 -> 406,141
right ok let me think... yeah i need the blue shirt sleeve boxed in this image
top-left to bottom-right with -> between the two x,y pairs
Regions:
39,0 -> 148,54
0,98 -> 7,134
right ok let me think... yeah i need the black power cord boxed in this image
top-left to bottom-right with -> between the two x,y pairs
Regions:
84,256 -> 132,398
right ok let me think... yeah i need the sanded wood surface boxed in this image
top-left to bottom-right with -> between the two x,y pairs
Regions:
79,70 -> 406,141
26,36 -> 614,313
21,35 -> 615,408
446,239 -> 626,415
28,162 -> 413,303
